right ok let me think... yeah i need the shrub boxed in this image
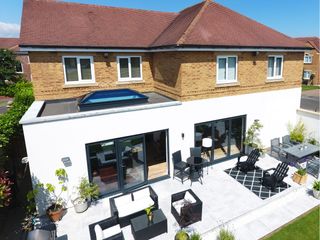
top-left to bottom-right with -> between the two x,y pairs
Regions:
78,177 -> 99,201
0,170 -> 13,207
217,228 -> 235,240
175,230 -> 190,240
296,168 -> 307,176
313,180 -> 320,191
244,119 -> 263,150
0,80 -> 34,150
190,232 -> 202,240
288,120 -> 306,143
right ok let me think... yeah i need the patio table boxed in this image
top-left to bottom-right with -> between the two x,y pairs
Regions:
282,143 -> 319,160
130,209 -> 167,240
282,143 -> 319,169
187,156 -> 205,184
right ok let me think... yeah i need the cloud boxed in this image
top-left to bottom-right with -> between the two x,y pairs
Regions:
0,22 -> 20,37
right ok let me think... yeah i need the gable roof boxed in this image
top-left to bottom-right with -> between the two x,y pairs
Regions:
295,37 -> 320,52
20,0 -> 305,50
0,38 -> 20,51
20,0 -> 177,48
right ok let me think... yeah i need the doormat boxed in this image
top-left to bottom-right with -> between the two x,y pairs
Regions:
224,166 -> 291,200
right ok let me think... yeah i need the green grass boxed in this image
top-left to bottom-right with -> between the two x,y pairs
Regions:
264,206 -> 319,240
302,85 -> 320,91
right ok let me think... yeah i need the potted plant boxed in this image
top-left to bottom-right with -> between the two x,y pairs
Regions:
312,180 -> 320,199
43,168 -> 68,222
244,120 -> 264,154
287,120 -> 306,144
144,205 -> 154,223
73,177 -> 99,213
217,228 -> 235,240
292,168 -> 307,185
0,170 -> 13,208
175,229 -> 190,240
190,232 -> 202,240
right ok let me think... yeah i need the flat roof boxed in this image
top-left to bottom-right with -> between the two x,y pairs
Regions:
40,92 -> 175,117
20,92 -> 180,125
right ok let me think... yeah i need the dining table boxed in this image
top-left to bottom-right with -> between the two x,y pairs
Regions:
282,143 -> 319,160
282,143 -> 319,170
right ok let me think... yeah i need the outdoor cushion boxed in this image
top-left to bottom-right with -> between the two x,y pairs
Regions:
114,194 -> 132,207
117,196 -> 154,217
133,187 -> 150,200
102,224 -> 121,239
184,191 -> 196,204
172,199 -> 185,215
94,224 -> 104,240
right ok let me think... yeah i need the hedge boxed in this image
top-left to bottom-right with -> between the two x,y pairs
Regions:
0,81 -> 34,149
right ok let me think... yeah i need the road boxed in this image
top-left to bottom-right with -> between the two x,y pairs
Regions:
300,89 -> 319,112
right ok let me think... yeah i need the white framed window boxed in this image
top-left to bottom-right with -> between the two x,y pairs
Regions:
267,55 -> 283,79
304,53 -> 312,64
62,56 -> 95,84
216,55 -> 238,84
303,70 -> 312,80
16,62 -> 23,73
117,56 -> 142,81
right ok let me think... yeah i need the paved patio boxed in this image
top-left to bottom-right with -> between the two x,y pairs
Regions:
56,154 -> 320,240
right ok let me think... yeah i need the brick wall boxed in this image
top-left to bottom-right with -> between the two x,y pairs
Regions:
153,51 -> 303,101
29,50 -> 304,101
303,47 -> 319,85
29,52 -> 154,100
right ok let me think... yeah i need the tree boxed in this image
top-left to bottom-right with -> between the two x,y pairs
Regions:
0,49 -> 21,84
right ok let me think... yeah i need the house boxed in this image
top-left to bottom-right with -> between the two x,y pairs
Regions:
295,37 -> 320,85
19,0 -> 306,212
0,37 -> 32,81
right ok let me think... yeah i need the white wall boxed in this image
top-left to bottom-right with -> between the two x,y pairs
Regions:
22,87 -> 300,213
297,109 -> 320,141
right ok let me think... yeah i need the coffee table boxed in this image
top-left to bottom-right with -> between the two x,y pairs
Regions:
130,209 -> 167,240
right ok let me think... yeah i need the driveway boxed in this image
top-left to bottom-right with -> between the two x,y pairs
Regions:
300,89 -> 319,112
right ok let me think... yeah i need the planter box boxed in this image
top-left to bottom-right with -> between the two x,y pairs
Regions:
292,172 -> 307,185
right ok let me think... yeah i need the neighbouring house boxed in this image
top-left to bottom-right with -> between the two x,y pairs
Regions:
295,37 -> 320,85
0,37 -> 32,81
19,0 -> 306,213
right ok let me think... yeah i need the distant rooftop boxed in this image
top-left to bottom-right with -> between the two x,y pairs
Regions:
39,92 -> 176,117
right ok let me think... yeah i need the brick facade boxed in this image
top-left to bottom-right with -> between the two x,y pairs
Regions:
303,45 -> 319,86
29,52 -> 154,100
29,51 -> 304,101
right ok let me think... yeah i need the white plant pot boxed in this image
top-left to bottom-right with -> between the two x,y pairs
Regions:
73,197 -> 89,213
313,189 -> 320,200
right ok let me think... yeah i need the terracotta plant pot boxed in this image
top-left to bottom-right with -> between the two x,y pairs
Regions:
46,204 -> 64,222
292,172 -> 307,185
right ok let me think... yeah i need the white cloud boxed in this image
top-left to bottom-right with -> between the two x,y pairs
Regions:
0,22 -> 20,37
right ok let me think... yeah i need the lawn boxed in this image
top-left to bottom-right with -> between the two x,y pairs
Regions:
263,206 -> 320,240
302,85 -> 320,91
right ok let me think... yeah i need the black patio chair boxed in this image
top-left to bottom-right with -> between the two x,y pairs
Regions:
261,162 -> 289,191
172,150 -> 188,184
236,148 -> 260,174
190,147 -> 209,175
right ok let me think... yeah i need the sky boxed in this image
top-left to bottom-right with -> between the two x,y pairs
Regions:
0,0 -> 319,38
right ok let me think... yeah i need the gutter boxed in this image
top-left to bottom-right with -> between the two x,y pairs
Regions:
19,45 -> 310,53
